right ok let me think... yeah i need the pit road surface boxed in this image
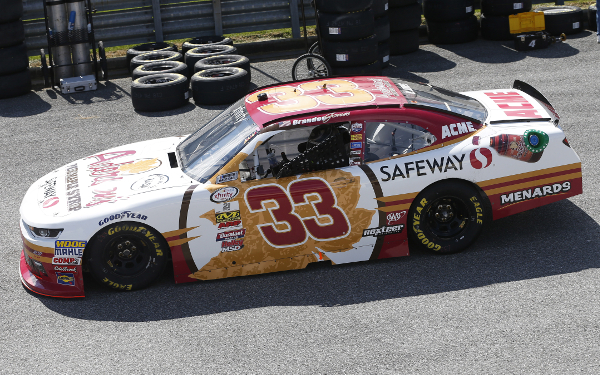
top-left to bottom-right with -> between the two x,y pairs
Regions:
1,33 -> 600,374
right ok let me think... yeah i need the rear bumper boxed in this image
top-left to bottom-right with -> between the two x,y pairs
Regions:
20,249 -> 85,298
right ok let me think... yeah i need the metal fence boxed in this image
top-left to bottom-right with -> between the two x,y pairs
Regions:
22,0 -> 572,57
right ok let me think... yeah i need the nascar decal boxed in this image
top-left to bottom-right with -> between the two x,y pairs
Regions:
195,169 -> 376,280
380,154 -> 466,181
483,91 -> 543,118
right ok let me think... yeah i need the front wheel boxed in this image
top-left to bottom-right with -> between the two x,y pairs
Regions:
86,222 -> 169,291
408,181 -> 489,254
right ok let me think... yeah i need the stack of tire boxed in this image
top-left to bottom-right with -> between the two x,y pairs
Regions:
480,0 -> 532,41
315,0 -> 381,76
0,0 -> 31,99
590,4 -> 597,32
373,0 -> 390,68
388,0 -> 421,56
424,0 -> 479,44
534,6 -> 584,36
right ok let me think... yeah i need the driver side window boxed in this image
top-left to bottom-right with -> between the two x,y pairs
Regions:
364,121 -> 436,162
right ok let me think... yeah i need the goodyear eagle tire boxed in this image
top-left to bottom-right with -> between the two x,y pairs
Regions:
314,0 -> 373,13
126,42 -> 178,73
131,73 -> 189,112
86,222 -> 169,291
589,4 -> 597,31
321,34 -> 378,67
0,0 -> 23,23
375,15 -> 391,42
389,28 -> 420,55
373,0 -> 389,18
408,181 -> 488,254
130,50 -> 183,73
318,9 -> 375,42
182,35 -> 233,55
0,69 -> 31,99
0,19 -> 25,48
191,67 -> 249,105
534,6 -> 584,36
185,45 -> 237,73
388,3 -> 422,32
378,41 -> 390,68
423,0 -> 475,22
194,54 -> 250,78
132,61 -> 189,80
480,14 -> 512,41
481,0 -> 532,17
427,16 -> 479,44
0,43 -> 29,75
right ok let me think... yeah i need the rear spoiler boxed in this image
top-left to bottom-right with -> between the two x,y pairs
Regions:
512,80 -> 551,107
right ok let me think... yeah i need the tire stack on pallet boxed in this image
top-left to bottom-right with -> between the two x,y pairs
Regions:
388,0 -> 421,56
534,6 -> 584,36
315,0 -> 381,76
480,0 -> 532,41
0,0 -> 31,99
424,0 -> 479,44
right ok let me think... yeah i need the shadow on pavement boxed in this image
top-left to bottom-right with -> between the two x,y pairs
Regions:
36,199 -> 600,322
134,102 -> 197,117
0,91 -> 52,117
388,49 -> 457,73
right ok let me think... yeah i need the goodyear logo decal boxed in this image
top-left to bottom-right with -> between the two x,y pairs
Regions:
215,210 -> 241,223
54,240 -> 86,257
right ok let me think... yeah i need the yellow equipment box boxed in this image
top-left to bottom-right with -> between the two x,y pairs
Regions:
509,12 -> 545,34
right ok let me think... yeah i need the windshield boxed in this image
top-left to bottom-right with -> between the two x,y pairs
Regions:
391,78 -> 488,123
177,98 -> 260,183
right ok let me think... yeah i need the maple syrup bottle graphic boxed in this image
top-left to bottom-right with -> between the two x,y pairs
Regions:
489,131 -> 547,163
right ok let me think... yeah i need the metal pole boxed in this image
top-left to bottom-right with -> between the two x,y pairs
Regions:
289,0 -> 300,39
300,0 -> 308,53
151,0 -> 164,42
213,0 -> 223,35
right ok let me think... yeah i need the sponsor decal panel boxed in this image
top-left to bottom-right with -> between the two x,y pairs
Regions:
386,211 -> 406,226
215,210 -> 241,223
211,187 -> 239,203
131,174 -> 169,190
56,272 -> 75,286
216,229 -> 246,241
99,211 -> 148,226
216,171 -> 238,184
52,257 -> 82,265
65,164 -> 81,211
39,177 -> 60,209
218,220 -> 243,230
363,225 -> 404,237
441,122 -> 476,139
221,239 -> 244,252
54,266 -> 77,273
501,182 -> 571,206
470,148 -> 493,169
380,154 -> 466,181
484,91 -> 543,118
216,200 -> 240,214
351,134 -> 362,141
350,142 -> 362,149
54,240 -> 86,257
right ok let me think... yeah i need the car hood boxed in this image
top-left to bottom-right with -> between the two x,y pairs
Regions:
461,89 -> 557,124
20,136 -> 194,227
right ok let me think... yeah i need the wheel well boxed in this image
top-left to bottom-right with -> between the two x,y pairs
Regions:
415,178 -> 492,220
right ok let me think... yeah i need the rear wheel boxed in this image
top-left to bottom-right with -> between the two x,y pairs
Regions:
408,181 -> 488,254
292,54 -> 331,81
87,222 -> 169,291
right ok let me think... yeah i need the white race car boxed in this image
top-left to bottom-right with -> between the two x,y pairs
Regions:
19,77 -> 582,297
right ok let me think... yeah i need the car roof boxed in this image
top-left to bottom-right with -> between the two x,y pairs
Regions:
244,76 -> 408,127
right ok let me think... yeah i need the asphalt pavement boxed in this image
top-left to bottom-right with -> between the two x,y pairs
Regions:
1,32 -> 600,374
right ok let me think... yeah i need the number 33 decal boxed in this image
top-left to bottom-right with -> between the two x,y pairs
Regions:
245,178 -> 351,248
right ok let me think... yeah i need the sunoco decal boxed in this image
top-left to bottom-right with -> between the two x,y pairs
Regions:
211,187 -> 239,203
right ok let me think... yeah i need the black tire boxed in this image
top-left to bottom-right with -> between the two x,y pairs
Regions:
534,6 -> 584,36
194,55 -> 250,79
182,35 -> 233,55
132,61 -> 189,81
131,73 -> 190,112
314,0 -> 373,13
126,42 -> 177,73
389,28 -> 420,55
332,60 -> 382,76
0,43 -> 28,75
0,69 -> 30,99
388,3 -> 422,32
291,53 -> 332,81
318,9 -> 375,42
309,41 -> 321,55
86,222 -> 169,291
481,0 -> 532,17
375,16 -> 391,42
98,41 -> 108,81
389,0 -> 418,7
321,34 -> 378,67
480,14 -> 512,41
41,49 -> 50,88
589,4 -> 597,32
185,45 -> 237,72
0,0 -> 23,23
408,181 -> 488,254
0,20 -> 25,48
191,67 -> 250,105
427,16 -> 479,44
423,0 -> 475,22
130,50 -> 183,73
378,40 -> 390,68
373,0 -> 389,18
